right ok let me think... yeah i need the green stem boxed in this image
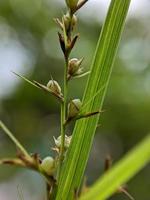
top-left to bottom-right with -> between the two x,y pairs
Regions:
56,7 -> 75,183
57,57 -> 68,181
0,121 -> 31,159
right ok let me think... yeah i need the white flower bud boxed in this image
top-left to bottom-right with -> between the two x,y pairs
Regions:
68,99 -> 82,118
54,135 -> 72,149
40,156 -> 55,176
68,58 -> 83,76
47,80 -> 62,95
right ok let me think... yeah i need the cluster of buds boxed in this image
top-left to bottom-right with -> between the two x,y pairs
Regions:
54,135 -> 72,150
63,12 -> 77,33
55,1 -> 89,59
57,16 -> 78,57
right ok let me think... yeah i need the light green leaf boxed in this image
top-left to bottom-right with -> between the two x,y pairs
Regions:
80,134 -> 150,200
56,0 -> 131,199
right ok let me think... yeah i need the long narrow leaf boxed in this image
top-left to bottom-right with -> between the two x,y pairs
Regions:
56,0 -> 131,199
80,134 -> 150,200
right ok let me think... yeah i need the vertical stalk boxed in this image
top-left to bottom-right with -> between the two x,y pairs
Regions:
57,57 -> 68,181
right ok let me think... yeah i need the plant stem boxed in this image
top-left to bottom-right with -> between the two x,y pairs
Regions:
56,8 -> 76,182
57,57 -> 68,181
0,121 -> 31,159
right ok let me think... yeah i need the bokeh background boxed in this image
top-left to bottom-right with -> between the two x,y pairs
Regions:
0,0 -> 150,199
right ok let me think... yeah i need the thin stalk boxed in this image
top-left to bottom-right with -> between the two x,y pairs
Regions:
56,7 -> 77,182
0,121 -> 31,159
57,57 -> 68,180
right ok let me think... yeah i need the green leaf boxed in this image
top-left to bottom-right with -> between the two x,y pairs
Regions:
56,0 -> 131,199
80,134 -> 150,200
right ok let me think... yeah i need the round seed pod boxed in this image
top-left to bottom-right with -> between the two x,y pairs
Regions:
47,80 -> 62,95
68,58 -> 83,76
68,99 -> 82,118
40,156 -> 55,176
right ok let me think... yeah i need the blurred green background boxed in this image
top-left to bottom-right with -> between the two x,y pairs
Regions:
0,0 -> 150,199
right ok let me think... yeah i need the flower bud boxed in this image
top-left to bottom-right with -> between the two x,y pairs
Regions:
63,13 -> 77,31
47,80 -> 62,95
63,13 -> 70,31
40,156 -> 55,175
68,99 -> 82,118
54,135 -> 72,149
65,0 -> 79,10
68,58 -> 83,76
71,14 -> 77,28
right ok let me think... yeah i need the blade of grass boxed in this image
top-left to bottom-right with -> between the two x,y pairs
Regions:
0,121 -> 31,159
12,71 -> 39,89
80,134 -> 150,200
56,0 -> 131,199
12,72 -> 64,102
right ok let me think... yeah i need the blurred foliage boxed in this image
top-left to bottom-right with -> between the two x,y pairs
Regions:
0,0 -> 150,199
